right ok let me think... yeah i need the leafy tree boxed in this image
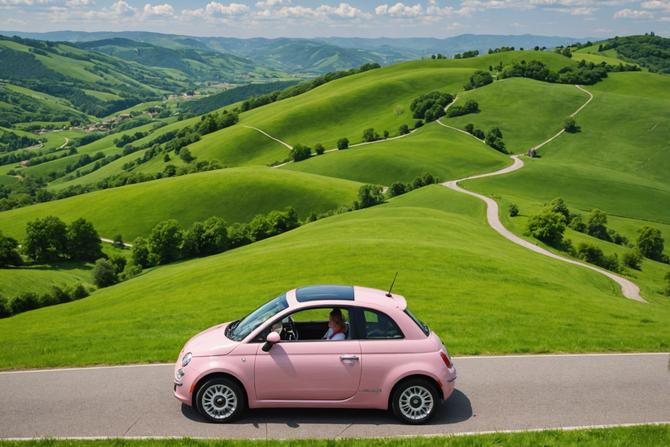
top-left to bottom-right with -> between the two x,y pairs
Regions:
415,120 -> 424,128
337,138 -> 349,150
92,258 -> 118,288
485,127 -> 506,153
509,203 -> 519,217
0,295 -> 11,318
546,198 -> 570,222
112,234 -> 125,249
179,148 -> 195,163
464,70 -> 494,90
410,92 -> 454,120
383,130 -> 390,139
228,223 -> 251,248
526,210 -> 566,247
267,208 -> 299,236
0,231 -> 22,267
66,218 -> 102,261
637,226 -> 665,261
622,250 -> 643,270
148,220 -> 184,264
445,100 -> 479,118
24,216 -> 68,262
586,209 -> 610,241
314,143 -> 325,155
248,214 -> 272,241
290,144 -> 312,162
576,243 -> 620,272
398,124 -> 410,135
355,184 -> 385,209
131,236 -> 151,268
389,181 -> 407,197
11,292 -> 39,314
564,117 -> 579,133
363,128 -> 379,142
108,254 -> 127,274
200,216 -> 229,255
473,129 -> 485,140
464,123 -> 475,134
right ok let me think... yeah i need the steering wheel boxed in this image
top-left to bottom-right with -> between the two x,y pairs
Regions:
283,316 -> 299,341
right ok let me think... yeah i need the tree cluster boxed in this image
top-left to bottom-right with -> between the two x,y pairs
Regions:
454,50 -> 479,59
23,216 -> 103,263
464,71 -> 494,90
0,284 -> 89,319
464,123 -> 486,140
387,173 -> 439,198
410,91 -> 455,122
445,99 -> 480,118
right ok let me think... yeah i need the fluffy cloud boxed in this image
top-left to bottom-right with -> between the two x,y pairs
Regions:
640,0 -> 670,11
65,0 -> 93,6
375,3 -> 423,17
143,2 -> 173,17
255,0 -> 290,7
182,1 -> 249,20
0,0 -> 49,5
614,8 -> 655,18
257,2 -> 367,19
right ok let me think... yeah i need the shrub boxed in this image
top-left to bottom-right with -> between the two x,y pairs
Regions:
464,70 -> 493,90
414,120 -> 424,129
11,293 -> 39,314
410,91 -> 454,120
112,234 -> 125,249
473,129 -> 485,140
363,128 -> 379,142
485,127 -> 506,153
119,262 -> 143,281
398,124 -> 410,135
445,99 -> 480,118
0,295 -> 11,318
586,209 -> 610,241
545,198 -> 570,222
526,210 -> 566,247
337,138 -> 349,150
0,231 -> 22,267
568,214 -> 586,232
92,258 -> 118,288
622,250 -> 643,270
66,218 -> 102,261
179,148 -> 195,163
355,184 -> 385,209
131,236 -> 151,268
314,143 -> 325,155
637,226 -> 665,261
108,254 -> 127,274
290,144 -> 312,162
228,223 -> 250,248
70,284 -> 89,300
564,117 -> 579,133
576,243 -> 620,272
24,216 -> 68,262
389,181 -> 407,197
383,130 -> 390,139
509,203 -> 519,217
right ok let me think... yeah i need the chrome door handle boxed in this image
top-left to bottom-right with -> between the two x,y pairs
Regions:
340,355 -> 359,361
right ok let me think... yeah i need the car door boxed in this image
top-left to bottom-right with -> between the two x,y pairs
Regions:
253,308 -> 362,401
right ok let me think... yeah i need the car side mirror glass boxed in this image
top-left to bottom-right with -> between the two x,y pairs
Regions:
262,331 -> 281,352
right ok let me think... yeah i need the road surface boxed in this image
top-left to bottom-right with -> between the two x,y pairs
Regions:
1,353 -> 667,439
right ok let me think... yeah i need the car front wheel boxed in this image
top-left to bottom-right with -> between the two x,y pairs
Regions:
195,377 -> 246,423
391,378 -> 439,424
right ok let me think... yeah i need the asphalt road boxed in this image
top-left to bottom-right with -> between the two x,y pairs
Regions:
1,353 -> 668,439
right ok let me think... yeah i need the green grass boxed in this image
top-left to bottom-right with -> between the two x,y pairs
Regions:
444,77 -> 588,153
0,425 -> 667,446
0,167 -> 362,241
285,124 -> 509,184
1,186 -> 668,369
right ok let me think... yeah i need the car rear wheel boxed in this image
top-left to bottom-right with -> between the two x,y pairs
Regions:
391,378 -> 439,424
195,377 -> 246,423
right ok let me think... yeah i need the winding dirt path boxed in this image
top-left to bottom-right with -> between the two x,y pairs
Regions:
441,85 -> 644,303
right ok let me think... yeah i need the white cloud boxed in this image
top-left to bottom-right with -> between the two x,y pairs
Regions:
640,0 -> 670,11
375,3 -> 423,17
614,8 -> 654,18
255,0 -> 290,7
65,0 -> 93,6
0,0 -> 49,5
182,2 -> 249,20
143,3 -> 173,18
256,2 -> 366,19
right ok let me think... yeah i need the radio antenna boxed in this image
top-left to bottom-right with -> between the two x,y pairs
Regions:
386,272 -> 399,297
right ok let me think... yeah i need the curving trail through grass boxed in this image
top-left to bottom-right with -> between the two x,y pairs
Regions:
441,84 -> 644,303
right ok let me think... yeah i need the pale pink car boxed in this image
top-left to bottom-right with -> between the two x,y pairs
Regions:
173,285 -> 457,424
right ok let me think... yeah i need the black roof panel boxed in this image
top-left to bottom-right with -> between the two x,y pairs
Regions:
295,285 -> 355,302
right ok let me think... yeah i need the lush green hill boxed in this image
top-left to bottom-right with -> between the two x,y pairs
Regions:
444,77 -> 589,153
0,186 -> 668,369
578,34 -> 670,74
0,167 -> 362,241
285,124 -> 508,184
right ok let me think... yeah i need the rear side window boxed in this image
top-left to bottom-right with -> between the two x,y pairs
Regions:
361,309 -> 403,339
404,309 -> 430,336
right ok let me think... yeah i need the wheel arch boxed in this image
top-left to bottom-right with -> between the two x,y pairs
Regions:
192,371 -> 250,410
387,373 -> 444,409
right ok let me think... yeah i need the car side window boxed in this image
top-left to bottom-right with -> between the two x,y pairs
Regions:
361,309 -> 403,339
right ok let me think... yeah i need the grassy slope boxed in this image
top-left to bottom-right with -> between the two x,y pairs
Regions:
0,425 -> 667,446
285,123 -> 509,184
465,71 -> 670,300
0,167 -> 361,241
444,77 -> 588,153
1,186 -> 668,369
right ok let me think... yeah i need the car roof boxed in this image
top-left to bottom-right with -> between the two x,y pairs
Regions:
288,285 -> 407,311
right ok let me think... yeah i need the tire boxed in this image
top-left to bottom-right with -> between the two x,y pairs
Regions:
391,378 -> 439,425
195,377 -> 246,423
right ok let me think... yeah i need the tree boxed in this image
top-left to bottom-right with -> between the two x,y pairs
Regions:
290,144 -> 312,162
131,236 -> 151,268
0,295 -> 11,318
485,127 -> 506,153
637,226 -> 665,261
526,210 -> 566,247
355,184 -> 385,209
389,181 -> 407,197
24,216 -> 68,262
108,254 -> 127,274
0,231 -> 22,267
464,70 -> 494,90
509,203 -> 519,217
337,138 -> 349,150
577,243 -> 620,272
148,220 -> 184,264
179,148 -> 195,163
92,258 -> 118,288
66,218 -> 102,261
546,197 -> 570,222
267,208 -> 299,235
398,124 -> 410,135
464,123 -> 475,134
564,117 -> 579,133
586,209 -> 610,241
182,222 -> 206,258
201,216 -> 229,255
314,143 -> 325,155
622,250 -> 643,270
363,128 -> 379,142
383,130 -> 390,139
248,214 -> 272,241
112,234 -> 125,249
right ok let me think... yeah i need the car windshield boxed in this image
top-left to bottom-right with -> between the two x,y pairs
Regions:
226,294 -> 288,341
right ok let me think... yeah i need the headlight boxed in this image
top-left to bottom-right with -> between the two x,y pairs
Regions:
181,352 -> 192,367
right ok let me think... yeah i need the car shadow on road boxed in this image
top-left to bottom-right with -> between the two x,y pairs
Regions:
181,388 -> 472,428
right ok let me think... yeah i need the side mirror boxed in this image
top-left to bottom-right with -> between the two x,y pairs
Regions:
262,331 -> 281,352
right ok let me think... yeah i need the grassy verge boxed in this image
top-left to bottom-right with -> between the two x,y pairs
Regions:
1,425 -> 668,446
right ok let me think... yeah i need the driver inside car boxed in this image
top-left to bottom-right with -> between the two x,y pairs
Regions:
322,308 -> 347,341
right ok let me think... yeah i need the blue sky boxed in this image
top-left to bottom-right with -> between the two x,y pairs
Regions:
1,0 -> 668,38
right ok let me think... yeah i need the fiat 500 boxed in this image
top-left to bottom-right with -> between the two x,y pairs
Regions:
173,285 -> 457,424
